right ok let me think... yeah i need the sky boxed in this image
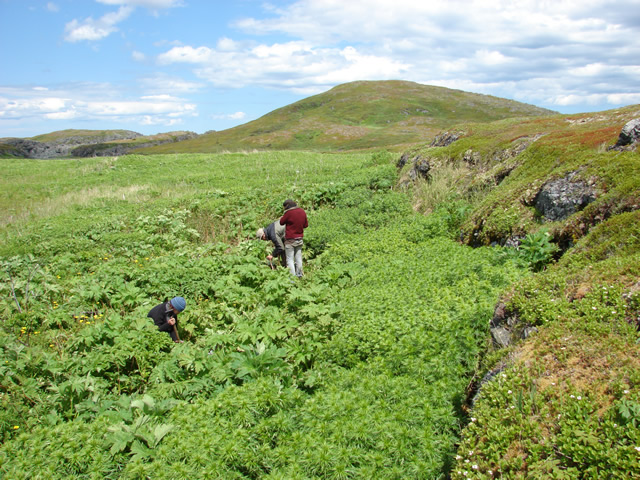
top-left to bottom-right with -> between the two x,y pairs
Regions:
1,0 -> 639,138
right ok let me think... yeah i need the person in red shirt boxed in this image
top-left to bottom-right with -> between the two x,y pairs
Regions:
279,199 -> 308,277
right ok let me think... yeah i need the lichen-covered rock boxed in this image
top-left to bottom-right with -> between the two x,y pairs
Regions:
534,172 -> 596,222
609,118 -> 640,150
408,157 -> 431,181
463,149 -> 482,165
430,131 -> 462,147
489,302 -> 537,348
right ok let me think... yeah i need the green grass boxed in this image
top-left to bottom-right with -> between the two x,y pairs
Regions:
1,101 -> 639,478
397,104 -> 640,478
0,149 -> 530,478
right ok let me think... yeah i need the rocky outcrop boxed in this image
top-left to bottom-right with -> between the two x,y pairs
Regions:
0,130 -> 198,158
396,153 -> 432,188
70,143 -> 134,157
1,130 -> 142,159
534,172 -> 597,222
430,130 -> 463,147
70,132 -> 199,157
408,157 -> 431,181
396,152 -> 411,169
462,149 -> 482,165
1,139 -> 70,159
489,302 -> 538,348
609,118 -> 640,151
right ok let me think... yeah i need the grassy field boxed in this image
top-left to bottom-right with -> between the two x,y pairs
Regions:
0,150 -> 527,478
1,101 -> 639,478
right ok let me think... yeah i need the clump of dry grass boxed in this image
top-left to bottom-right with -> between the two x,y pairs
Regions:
1,185 -> 151,227
410,161 -> 478,214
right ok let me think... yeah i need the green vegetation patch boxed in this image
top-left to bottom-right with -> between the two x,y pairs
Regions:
0,150 -> 527,478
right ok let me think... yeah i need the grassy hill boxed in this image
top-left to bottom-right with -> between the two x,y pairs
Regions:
1,81 -> 555,158
139,80 -> 555,154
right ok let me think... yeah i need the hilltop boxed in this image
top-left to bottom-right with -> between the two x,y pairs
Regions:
0,81 -> 556,158
141,80 -> 555,154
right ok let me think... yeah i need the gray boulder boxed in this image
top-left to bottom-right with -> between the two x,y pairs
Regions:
408,157 -> 431,181
534,172 -> 596,222
430,131 -> 462,147
609,118 -> 640,150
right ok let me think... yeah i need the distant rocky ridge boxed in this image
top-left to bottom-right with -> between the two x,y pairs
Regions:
0,130 -> 199,159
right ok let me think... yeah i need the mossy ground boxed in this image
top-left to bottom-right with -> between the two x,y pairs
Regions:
403,104 -> 640,478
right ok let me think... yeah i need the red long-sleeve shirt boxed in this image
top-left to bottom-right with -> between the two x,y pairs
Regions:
279,207 -> 308,239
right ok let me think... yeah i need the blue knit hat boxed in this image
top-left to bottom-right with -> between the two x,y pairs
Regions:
170,296 -> 186,312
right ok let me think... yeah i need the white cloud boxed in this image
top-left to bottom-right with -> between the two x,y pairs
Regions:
141,115 -> 184,126
221,0 -> 640,110
46,109 -> 78,120
212,112 -> 246,120
158,41 -> 409,92
84,99 -> 195,115
64,0 -> 182,43
0,84 -> 197,127
475,50 -> 511,66
47,2 -> 59,12
97,0 -> 183,8
64,6 -> 133,42
132,51 -> 146,61
552,92 -> 640,107
607,93 -> 640,104
157,46 -> 214,64
139,74 -> 204,93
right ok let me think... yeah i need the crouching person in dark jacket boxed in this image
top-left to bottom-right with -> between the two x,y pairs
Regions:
257,220 -> 286,268
148,296 -> 186,343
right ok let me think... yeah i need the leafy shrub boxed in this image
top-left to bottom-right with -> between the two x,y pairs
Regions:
2,148 -> 637,479
518,230 -> 559,271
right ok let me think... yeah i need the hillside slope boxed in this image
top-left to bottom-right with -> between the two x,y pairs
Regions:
399,104 -> 640,478
0,81 -> 555,158
140,80 -> 555,154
